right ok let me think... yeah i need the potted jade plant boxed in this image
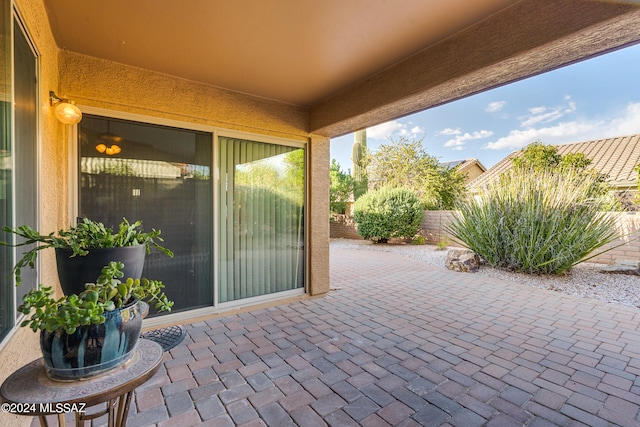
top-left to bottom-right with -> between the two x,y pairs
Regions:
1,217 -> 173,295
18,261 -> 173,380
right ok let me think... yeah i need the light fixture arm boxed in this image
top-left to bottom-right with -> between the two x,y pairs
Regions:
49,91 -> 64,106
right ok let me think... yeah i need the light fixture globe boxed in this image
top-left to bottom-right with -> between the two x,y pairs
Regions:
54,101 -> 82,125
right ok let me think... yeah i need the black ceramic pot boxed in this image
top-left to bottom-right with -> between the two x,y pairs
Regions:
39,300 -> 143,381
55,245 -> 146,295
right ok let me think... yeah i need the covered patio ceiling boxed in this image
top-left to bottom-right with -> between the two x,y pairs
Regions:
43,0 -> 640,137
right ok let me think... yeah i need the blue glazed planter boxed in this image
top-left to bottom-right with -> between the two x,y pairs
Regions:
39,300 -> 143,381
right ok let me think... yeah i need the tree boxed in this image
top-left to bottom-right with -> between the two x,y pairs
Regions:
234,148 -> 305,206
330,159 -> 353,215
366,136 -> 465,209
512,141 -> 593,173
283,149 -> 305,205
511,141 -> 613,206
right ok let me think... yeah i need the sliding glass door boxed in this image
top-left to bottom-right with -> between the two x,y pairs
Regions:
218,136 -> 305,303
78,117 -> 306,314
78,116 -> 213,313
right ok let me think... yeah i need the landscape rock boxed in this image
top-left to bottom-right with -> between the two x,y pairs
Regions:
445,249 -> 480,273
600,261 -> 640,276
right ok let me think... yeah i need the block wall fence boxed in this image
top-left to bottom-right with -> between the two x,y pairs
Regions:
330,211 -> 640,266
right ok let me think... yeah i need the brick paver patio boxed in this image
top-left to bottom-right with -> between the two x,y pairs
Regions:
38,245 -> 640,426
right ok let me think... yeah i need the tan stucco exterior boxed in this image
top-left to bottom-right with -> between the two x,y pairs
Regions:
58,52 -> 311,142
458,160 -> 486,184
308,136 -> 331,296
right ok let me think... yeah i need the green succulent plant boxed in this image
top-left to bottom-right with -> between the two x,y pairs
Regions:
17,261 -> 173,334
1,217 -> 173,286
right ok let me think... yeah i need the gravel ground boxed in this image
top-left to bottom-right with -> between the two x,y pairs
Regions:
331,238 -> 640,310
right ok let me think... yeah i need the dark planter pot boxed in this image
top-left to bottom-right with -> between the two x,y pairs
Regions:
55,245 -> 146,295
39,300 -> 144,381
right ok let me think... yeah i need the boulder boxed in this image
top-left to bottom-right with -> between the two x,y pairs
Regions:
445,249 -> 480,273
600,260 -> 640,276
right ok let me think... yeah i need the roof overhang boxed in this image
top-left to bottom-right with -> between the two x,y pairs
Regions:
43,0 -> 640,137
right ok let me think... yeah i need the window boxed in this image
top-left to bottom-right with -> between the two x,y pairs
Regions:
0,8 -> 39,342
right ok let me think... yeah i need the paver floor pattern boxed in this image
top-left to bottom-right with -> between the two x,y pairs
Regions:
40,247 -> 640,426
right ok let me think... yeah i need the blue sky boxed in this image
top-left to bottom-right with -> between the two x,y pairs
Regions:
330,43 -> 640,171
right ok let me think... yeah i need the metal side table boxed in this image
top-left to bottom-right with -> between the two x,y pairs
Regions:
1,339 -> 163,427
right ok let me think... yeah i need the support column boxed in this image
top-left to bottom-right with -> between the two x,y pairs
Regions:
307,135 -> 330,296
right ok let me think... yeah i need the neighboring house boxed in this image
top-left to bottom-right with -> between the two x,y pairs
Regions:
469,134 -> 640,209
2,1 -> 640,416
441,158 -> 487,184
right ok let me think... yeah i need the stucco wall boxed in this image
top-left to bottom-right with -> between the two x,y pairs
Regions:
308,136 -> 330,296
59,51 -> 310,142
462,164 -> 485,183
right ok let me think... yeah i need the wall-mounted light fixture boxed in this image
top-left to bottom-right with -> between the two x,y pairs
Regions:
49,91 -> 82,125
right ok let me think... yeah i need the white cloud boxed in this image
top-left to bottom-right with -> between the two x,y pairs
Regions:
484,122 -> 596,150
485,101 -> 640,150
609,102 -> 640,135
367,120 -> 425,140
520,100 -> 577,127
438,128 -> 462,136
444,130 -> 494,148
486,101 -> 506,113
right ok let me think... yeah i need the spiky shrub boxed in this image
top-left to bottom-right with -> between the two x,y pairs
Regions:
354,187 -> 423,243
447,169 -> 619,274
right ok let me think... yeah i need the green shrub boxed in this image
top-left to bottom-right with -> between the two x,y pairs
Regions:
354,187 -> 423,243
330,159 -> 353,215
447,168 -> 619,274
435,237 -> 449,250
411,235 -> 426,245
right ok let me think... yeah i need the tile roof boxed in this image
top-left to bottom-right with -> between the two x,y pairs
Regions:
470,134 -> 640,190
